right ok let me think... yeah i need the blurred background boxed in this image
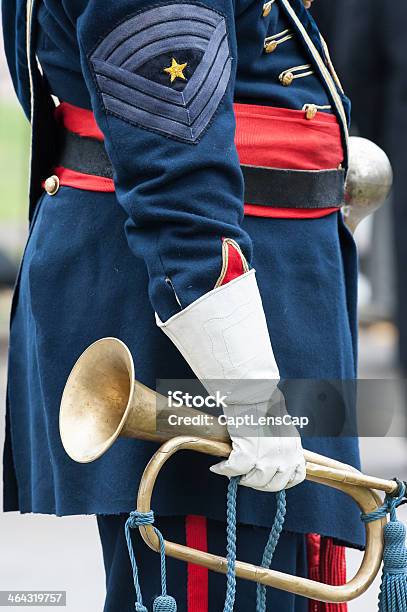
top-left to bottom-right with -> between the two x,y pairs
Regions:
0,1 -> 406,610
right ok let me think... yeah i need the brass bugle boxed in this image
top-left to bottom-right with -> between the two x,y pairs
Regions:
60,337 -> 400,603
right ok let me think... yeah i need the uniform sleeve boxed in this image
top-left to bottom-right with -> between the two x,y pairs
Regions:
70,0 -> 252,321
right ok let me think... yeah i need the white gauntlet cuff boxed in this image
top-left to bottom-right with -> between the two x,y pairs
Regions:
156,270 -> 279,403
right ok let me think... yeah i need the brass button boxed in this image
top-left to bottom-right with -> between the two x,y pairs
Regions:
265,41 -> 278,53
262,1 -> 273,16
44,175 -> 60,195
305,104 -> 318,120
280,72 -> 294,86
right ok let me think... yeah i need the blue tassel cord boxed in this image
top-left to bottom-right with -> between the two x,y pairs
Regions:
224,477 -> 239,612
223,477 -> 287,612
256,490 -> 287,612
362,480 -> 407,612
152,529 -> 177,612
125,510 -> 177,612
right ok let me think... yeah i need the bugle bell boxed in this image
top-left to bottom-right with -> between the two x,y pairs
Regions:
59,337 -> 229,463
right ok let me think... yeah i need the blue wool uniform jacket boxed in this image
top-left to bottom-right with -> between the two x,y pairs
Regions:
4,0 -> 350,321
2,0 -> 365,549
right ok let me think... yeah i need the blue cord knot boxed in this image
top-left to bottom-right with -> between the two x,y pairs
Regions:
361,480 -> 406,525
127,510 -> 155,529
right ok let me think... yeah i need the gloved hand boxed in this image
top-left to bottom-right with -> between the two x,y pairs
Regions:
209,393 -> 306,492
156,265 -> 306,493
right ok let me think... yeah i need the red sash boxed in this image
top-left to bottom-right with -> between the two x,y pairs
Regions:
52,101 -> 344,220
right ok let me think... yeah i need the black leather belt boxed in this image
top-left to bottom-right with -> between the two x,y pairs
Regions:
57,129 -> 345,209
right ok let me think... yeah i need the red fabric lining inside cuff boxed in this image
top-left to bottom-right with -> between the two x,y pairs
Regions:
219,241 -> 246,285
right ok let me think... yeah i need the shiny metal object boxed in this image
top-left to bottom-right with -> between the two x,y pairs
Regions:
59,337 -> 226,463
59,337 -> 164,463
44,175 -> 60,196
59,337 -> 400,603
344,136 -> 393,233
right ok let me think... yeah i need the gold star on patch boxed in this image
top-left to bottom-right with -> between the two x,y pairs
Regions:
163,58 -> 188,83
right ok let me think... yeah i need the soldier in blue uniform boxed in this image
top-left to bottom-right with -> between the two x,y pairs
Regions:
2,0 -> 362,609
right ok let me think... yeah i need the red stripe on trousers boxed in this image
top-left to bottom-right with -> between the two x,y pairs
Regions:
186,515 -> 208,612
307,534 -> 348,612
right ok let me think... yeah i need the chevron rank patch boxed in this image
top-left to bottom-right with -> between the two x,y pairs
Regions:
90,3 -> 232,143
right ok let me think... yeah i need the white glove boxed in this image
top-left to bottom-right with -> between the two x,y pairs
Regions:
156,270 -> 306,492
209,393 -> 306,492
